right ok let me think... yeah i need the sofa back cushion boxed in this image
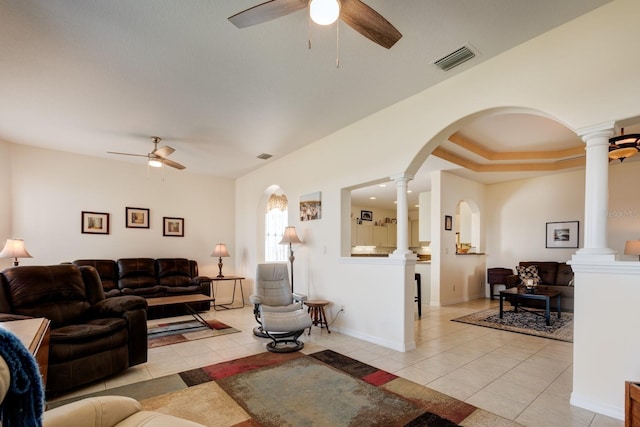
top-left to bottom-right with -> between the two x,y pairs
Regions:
555,263 -> 574,285
73,260 -> 118,293
117,258 -> 157,290
156,258 -> 192,287
0,265 -> 90,327
520,262 -> 559,285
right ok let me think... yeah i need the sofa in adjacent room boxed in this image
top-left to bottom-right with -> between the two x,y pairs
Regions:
504,261 -> 574,312
72,258 -> 212,318
0,264 -> 148,395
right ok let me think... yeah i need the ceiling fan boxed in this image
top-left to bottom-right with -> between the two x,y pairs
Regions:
228,0 -> 402,49
108,137 -> 186,170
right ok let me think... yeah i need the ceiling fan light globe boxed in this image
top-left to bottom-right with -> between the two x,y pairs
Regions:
310,0 -> 340,25
148,159 -> 163,168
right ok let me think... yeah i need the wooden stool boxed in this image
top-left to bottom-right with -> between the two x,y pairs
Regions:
304,299 -> 331,334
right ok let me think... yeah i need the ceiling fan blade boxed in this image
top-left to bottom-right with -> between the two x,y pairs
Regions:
154,146 -> 175,158
339,0 -> 402,49
228,0 -> 307,28
162,158 -> 186,170
107,151 -> 148,158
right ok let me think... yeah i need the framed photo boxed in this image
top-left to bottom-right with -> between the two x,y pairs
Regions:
300,191 -> 322,221
360,210 -> 372,221
81,211 -> 109,234
163,217 -> 184,237
445,215 -> 452,231
126,207 -> 149,228
546,221 -> 579,248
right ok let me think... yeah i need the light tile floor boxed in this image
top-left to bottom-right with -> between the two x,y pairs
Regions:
50,299 -> 623,427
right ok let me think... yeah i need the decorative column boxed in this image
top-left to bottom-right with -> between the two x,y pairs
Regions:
391,173 -> 415,258
574,122 -> 616,260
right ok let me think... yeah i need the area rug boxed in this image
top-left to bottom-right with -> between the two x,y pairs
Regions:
50,350 -> 519,426
452,307 -> 573,342
147,319 -> 240,348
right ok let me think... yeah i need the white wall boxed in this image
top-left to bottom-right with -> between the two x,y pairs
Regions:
3,143 -> 236,283
485,170 -> 586,271
608,161 -> 640,258
0,141 -> 11,249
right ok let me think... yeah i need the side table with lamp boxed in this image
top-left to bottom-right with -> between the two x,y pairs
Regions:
210,243 -> 245,310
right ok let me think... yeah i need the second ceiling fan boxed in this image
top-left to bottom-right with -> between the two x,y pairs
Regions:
228,0 -> 402,49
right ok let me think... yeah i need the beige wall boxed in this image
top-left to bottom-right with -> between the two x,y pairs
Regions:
2,143 -> 236,281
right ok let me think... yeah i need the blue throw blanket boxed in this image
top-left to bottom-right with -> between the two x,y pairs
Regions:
0,327 -> 44,427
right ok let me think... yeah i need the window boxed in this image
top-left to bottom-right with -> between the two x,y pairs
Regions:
265,193 -> 288,262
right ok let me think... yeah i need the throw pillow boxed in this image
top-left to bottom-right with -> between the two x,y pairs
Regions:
516,265 -> 541,285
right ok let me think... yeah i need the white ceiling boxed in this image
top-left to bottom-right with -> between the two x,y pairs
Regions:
1,0 -> 612,204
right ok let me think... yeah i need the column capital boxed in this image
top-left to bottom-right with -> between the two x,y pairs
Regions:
577,121 -> 615,142
390,173 -> 414,183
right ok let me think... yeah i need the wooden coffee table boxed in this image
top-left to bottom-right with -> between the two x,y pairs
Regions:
499,287 -> 561,326
146,294 -> 214,328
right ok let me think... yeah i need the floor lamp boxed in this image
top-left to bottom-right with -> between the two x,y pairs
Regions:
279,226 -> 302,292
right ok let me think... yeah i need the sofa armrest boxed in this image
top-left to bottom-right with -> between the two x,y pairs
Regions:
505,275 -> 520,288
43,396 -> 142,427
0,313 -> 32,322
292,293 -> 307,303
88,296 -> 148,318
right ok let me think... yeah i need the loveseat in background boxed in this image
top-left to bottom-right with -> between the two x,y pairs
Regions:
505,261 -> 574,312
72,258 -> 212,318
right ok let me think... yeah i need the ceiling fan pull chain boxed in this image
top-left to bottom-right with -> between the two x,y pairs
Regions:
336,20 -> 340,68
308,12 -> 312,49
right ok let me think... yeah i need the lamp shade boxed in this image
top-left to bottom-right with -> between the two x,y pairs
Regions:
211,243 -> 230,258
624,240 -> 640,258
0,239 -> 32,266
309,0 -> 340,25
279,226 -> 302,245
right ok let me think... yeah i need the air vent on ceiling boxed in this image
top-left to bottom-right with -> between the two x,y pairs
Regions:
257,153 -> 272,160
433,45 -> 475,71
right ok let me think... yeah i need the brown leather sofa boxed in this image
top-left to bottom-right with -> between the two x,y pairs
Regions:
0,264 -> 148,395
505,261 -> 574,312
72,258 -> 212,318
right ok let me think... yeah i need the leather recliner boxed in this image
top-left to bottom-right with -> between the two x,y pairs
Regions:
0,264 -> 148,395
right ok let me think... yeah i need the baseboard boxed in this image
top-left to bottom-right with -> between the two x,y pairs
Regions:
334,326 -> 416,352
570,391 -> 624,421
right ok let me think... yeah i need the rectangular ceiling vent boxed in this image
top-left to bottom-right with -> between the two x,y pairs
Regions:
257,153 -> 272,160
433,45 -> 475,72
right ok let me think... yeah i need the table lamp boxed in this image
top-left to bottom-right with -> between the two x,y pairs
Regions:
0,239 -> 33,266
279,226 -> 302,292
211,243 -> 230,278
624,240 -> 640,261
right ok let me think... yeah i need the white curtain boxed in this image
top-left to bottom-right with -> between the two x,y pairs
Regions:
265,194 -> 288,262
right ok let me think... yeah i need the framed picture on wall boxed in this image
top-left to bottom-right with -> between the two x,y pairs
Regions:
163,217 -> 184,237
126,207 -> 149,228
546,221 -> 579,248
444,215 -> 452,231
361,210 -> 372,221
81,211 -> 110,234
300,191 -> 322,221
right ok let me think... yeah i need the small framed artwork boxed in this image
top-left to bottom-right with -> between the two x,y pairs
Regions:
163,217 -> 184,237
126,207 -> 149,228
546,221 -> 579,248
300,191 -> 322,221
81,211 -> 110,234
361,210 -> 373,221
445,215 -> 452,231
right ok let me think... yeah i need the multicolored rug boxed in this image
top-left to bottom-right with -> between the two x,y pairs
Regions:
54,350 -> 519,426
452,307 -> 573,342
147,319 -> 240,348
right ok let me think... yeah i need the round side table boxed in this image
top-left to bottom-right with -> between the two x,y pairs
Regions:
304,299 -> 331,335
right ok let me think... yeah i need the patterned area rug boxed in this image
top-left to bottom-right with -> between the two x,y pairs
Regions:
147,319 -> 240,348
452,307 -> 573,342
50,350 -> 520,426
